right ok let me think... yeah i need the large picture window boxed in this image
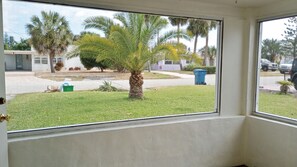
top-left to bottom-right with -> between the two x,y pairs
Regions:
256,16 -> 297,122
4,0 -> 222,132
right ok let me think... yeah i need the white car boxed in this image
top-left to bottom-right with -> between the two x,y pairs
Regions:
279,59 -> 293,74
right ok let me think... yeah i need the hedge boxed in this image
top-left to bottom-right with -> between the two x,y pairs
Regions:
183,64 -> 216,74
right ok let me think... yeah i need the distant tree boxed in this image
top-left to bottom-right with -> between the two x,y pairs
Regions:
168,17 -> 189,70
187,19 -> 208,54
283,17 -> 297,58
11,38 -> 31,50
203,20 -> 217,66
26,11 -> 73,73
79,50 -> 111,72
261,38 -> 283,62
199,46 -> 217,66
3,33 -> 16,50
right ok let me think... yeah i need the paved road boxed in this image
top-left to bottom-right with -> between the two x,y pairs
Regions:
4,71 -> 296,96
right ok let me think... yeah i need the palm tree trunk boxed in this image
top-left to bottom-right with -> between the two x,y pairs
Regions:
49,52 -> 55,73
129,72 -> 144,99
177,23 -> 180,44
204,33 -> 209,66
193,34 -> 198,54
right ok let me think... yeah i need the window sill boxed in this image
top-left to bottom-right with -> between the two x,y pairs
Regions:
8,112 -> 219,140
253,111 -> 297,126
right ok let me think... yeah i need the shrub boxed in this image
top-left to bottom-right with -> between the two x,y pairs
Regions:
54,62 -> 64,71
183,64 -> 216,74
98,81 -> 118,92
277,80 -> 293,94
74,67 -> 81,71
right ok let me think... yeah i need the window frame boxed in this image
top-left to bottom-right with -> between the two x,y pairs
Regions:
253,15 -> 297,125
6,1 -> 224,137
41,57 -> 48,64
34,57 -> 41,64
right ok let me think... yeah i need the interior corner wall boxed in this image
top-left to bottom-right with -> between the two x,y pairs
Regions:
9,117 -> 246,167
246,116 -> 297,167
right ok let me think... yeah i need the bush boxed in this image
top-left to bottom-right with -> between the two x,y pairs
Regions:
98,81 -> 118,92
183,64 -> 216,74
277,80 -> 293,94
54,62 -> 64,71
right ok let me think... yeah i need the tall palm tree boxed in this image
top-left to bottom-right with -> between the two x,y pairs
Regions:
168,17 -> 188,70
203,20 -> 217,66
261,39 -> 283,62
187,19 -> 208,54
71,13 -> 179,99
26,11 -> 73,73
168,17 -> 188,43
208,46 -> 217,66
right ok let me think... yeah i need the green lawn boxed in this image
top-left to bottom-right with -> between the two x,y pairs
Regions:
7,86 -> 215,131
7,86 -> 297,131
259,92 -> 297,118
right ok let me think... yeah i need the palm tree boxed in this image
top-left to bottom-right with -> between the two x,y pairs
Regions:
168,17 -> 188,43
187,19 -> 208,54
168,17 -> 189,70
261,39 -> 283,62
208,46 -> 217,66
26,11 -> 73,73
71,13 -> 179,99
203,20 -> 217,66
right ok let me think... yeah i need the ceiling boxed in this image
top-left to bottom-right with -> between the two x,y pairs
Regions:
188,0 -> 283,8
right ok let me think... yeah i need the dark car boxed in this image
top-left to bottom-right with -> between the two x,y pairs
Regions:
261,59 -> 278,71
289,58 -> 297,90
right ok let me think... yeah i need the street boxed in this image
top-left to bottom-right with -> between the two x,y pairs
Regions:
4,71 -> 296,97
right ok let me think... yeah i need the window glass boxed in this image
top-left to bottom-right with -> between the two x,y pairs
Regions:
41,57 -> 48,64
4,0 -> 221,131
34,57 -> 40,64
257,17 -> 297,119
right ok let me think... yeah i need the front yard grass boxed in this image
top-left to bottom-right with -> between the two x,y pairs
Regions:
7,86 -> 297,131
259,92 -> 297,118
7,86 -> 215,131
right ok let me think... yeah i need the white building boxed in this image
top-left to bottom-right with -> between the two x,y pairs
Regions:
4,46 -> 85,72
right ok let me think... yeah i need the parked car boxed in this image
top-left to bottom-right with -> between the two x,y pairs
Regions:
279,59 -> 293,74
261,59 -> 278,71
289,58 -> 297,90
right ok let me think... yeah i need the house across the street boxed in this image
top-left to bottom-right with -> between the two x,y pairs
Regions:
4,46 -> 84,72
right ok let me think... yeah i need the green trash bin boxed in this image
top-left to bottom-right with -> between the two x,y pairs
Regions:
63,84 -> 74,92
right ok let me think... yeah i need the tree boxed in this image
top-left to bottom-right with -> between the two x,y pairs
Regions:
71,13 -> 179,99
187,19 -> 208,54
80,51 -> 111,72
208,46 -> 217,66
168,17 -> 189,69
26,11 -> 73,73
283,17 -> 297,58
261,39 -> 283,62
203,20 -> 217,66
11,38 -> 31,50
3,33 -> 16,50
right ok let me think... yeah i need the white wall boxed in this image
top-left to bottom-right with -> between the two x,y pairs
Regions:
9,116 -> 246,167
4,55 -> 15,70
31,55 -> 50,72
246,116 -> 297,167
64,56 -> 85,70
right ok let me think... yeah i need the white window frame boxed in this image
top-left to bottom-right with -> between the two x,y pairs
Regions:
7,1 -> 224,138
253,15 -> 297,125
41,57 -> 48,64
34,57 -> 41,64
